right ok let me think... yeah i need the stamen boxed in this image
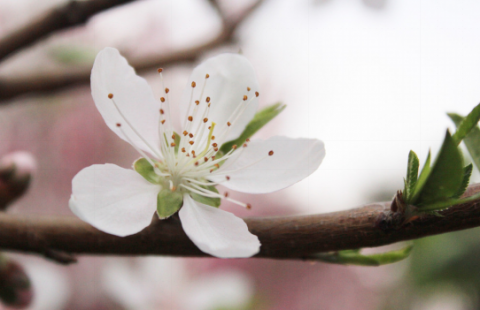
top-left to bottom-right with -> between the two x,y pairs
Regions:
160,97 -> 165,103
255,91 -> 259,97
203,118 -> 208,123
269,150 -> 274,156
243,95 -> 248,101
247,87 -> 251,91
160,109 -> 164,114
165,88 -> 169,93
195,100 -> 200,105
206,97 -> 210,103
226,176 -> 230,180
182,147 -> 186,152
191,81 -> 196,88
188,116 -> 193,121
183,131 -> 188,136
189,133 -> 194,138
157,68 -> 163,73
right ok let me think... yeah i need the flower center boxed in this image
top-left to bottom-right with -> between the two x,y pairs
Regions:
107,68 -> 272,209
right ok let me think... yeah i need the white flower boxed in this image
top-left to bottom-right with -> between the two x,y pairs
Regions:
69,47 -> 325,258
101,257 -> 255,310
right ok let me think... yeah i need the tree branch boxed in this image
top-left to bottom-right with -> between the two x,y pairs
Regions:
0,0 -> 137,63
0,1 -> 262,103
1,184 -> 480,263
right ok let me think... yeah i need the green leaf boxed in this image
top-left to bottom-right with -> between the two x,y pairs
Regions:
190,184 -> 221,208
448,113 -> 480,171
451,164 -> 473,199
412,151 -> 431,203
220,103 -> 286,154
450,103 -> 480,145
133,158 -> 162,184
312,245 -> 413,266
414,131 -> 464,207
404,151 -> 419,204
418,191 -> 480,212
157,189 -> 183,219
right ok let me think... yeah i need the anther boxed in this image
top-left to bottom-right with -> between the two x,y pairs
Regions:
206,97 -> 210,103
116,123 -> 121,127
243,143 -> 247,147
204,157 -> 208,162
208,126 -> 211,130
227,122 -> 231,126
224,192 -> 229,198
171,134 -> 175,139
160,109 -> 165,114
195,162 -> 199,166
214,164 -> 219,168
191,81 -> 196,88
189,133 -> 194,138
183,131 -> 188,136
246,138 -> 250,142
165,88 -> 170,93
243,95 -> 248,101
189,141 -> 194,145
160,97 -> 165,103
211,156 -> 216,160
157,68 -> 163,73
226,176 -> 230,181
269,150 -> 274,156
211,136 -> 215,140
212,143 -> 218,147
161,120 -> 166,124
181,147 -> 186,152
210,169 -> 214,173
188,116 -> 193,122
255,91 -> 259,97
171,142 -> 176,147
232,145 -> 237,150
108,93 -> 114,99
206,74 -> 210,79
247,87 -> 251,91
214,148 -> 219,152
246,203 -> 252,210
192,151 -> 196,155
171,186 -> 177,192
195,100 -> 200,105
203,118 -> 208,123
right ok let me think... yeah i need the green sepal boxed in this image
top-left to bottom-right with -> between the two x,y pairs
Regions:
157,188 -> 183,219
133,158 -> 162,184
413,131 -> 464,207
451,164 -> 473,199
311,245 -> 413,266
450,103 -> 480,145
403,150 -> 419,204
418,191 -> 480,212
449,112 -> 480,171
412,151 -> 432,202
190,184 -> 221,208
219,103 -> 286,154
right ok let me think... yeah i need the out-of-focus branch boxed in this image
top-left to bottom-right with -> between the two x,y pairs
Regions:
0,0 -> 137,63
1,184 -> 480,264
0,1 -> 263,103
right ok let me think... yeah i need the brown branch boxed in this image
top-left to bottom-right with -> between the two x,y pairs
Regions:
0,1 -> 262,103
0,0 -> 137,63
1,184 -> 480,263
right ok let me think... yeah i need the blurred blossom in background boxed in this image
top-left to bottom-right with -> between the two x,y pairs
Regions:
1,0 -> 480,309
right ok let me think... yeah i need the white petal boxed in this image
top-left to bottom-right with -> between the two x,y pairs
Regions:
179,54 -> 259,145
69,164 -> 159,237
91,47 -> 161,156
179,194 -> 260,258
209,136 -> 325,194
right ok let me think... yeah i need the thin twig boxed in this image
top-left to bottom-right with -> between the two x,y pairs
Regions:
0,0 -> 263,102
1,184 -> 480,263
0,0 -> 137,62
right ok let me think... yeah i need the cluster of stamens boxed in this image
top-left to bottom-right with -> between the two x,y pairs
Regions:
107,68 -> 274,210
